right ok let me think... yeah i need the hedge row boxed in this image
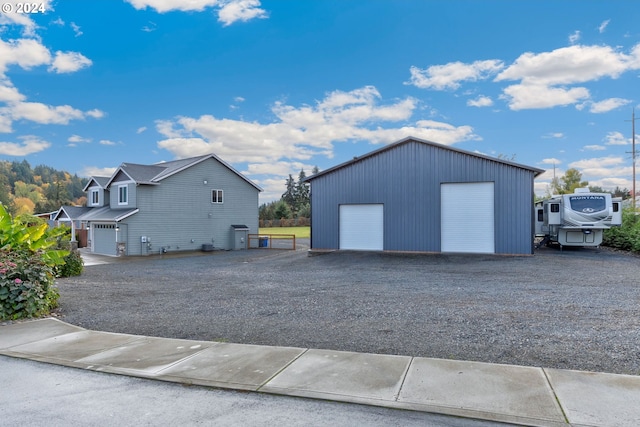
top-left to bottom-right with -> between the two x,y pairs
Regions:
259,217 -> 310,228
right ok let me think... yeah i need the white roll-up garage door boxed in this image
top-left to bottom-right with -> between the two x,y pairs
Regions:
441,182 -> 495,253
339,204 -> 384,250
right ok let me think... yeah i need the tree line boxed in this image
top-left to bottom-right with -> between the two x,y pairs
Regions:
259,166 -> 318,222
0,160 -> 88,216
545,167 -> 630,199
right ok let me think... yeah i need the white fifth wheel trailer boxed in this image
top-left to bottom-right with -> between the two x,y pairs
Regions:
535,188 -> 622,248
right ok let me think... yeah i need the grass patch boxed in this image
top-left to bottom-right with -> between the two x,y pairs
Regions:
259,226 -> 310,238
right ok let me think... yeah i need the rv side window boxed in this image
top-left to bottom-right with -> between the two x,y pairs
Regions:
550,204 -> 559,213
613,202 -> 619,212
537,209 -> 544,221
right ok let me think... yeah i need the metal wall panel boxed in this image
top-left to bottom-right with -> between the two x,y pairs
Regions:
309,140 -> 536,254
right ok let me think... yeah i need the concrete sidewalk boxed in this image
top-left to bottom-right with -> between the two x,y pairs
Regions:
1,318 -> 638,427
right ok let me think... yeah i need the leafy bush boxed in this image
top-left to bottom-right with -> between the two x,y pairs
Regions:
55,250 -> 84,277
602,208 -> 640,253
0,204 -> 67,320
0,250 -> 59,320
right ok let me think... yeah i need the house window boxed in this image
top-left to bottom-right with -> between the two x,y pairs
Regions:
211,189 -> 223,204
118,185 -> 128,205
91,190 -> 99,205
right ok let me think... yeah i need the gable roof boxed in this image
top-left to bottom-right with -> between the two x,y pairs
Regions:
104,154 -> 262,191
304,136 -> 545,182
82,176 -> 110,192
53,206 -> 94,221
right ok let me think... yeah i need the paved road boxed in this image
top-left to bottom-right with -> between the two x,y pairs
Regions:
0,356 -> 509,427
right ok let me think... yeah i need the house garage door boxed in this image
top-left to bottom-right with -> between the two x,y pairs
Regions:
92,223 -> 117,256
339,204 -> 383,250
441,182 -> 495,253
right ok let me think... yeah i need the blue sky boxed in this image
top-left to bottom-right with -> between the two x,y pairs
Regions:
1,1 -> 639,202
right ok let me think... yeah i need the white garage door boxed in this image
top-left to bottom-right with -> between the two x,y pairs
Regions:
441,182 -> 495,253
339,204 -> 384,250
92,223 -> 117,255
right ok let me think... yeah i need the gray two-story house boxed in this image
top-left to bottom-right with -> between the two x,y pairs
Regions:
55,154 -> 261,256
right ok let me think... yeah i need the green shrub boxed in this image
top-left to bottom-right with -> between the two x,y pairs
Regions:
55,250 -> 84,277
603,208 -> 640,253
0,250 -> 59,320
0,204 -> 67,320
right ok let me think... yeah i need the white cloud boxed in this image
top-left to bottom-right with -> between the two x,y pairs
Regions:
218,0 -> 267,26
137,126 -> 147,134
494,44 -> 640,110
0,135 -> 50,155
500,83 -> 590,110
589,177 -> 631,191
5,102 -> 84,124
244,161 -> 316,177
541,158 -> 562,165
583,145 -> 606,151
467,96 -> 493,107
569,30 -> 581,44
156,86 -> 479,163
49,51 -> 92,73
407,60 -> 504,90
70,22 -> 83,37
86,109 -> 105,119
0,38 -> 51,75
68,134 -> 91,143
570,156 -> 625,169
604,131 -> 629,145
142,21 -> 157,32
125,0 -> 267,26
126,0 -> 219,12
78,166 -> 117,178
0,29 -> 100,133
0,0 -> 53,36
543,133 -> 564,139
496,45 -> 637,86
599,19 -> 610,33
588,97 -> 631,113
0,80 -> 25,103
99,139 -> 118,146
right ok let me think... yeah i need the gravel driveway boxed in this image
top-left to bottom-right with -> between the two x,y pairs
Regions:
55,243 -> 640,376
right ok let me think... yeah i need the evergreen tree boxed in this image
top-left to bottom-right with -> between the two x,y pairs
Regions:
282,174 -> 296,210
295,169 -> 309,214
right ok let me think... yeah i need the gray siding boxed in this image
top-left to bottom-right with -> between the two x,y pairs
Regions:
119,158 -> 259,255
310,140 -> 536,255
109,180 -> 137,210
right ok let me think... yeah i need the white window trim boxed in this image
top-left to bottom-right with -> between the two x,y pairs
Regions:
211,189 -> 223,204
118,184 -> 128,205
90,189 -> 99,205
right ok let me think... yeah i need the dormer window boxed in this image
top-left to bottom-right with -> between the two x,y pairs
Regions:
91,190 -> 99,205
118,185 -> 128,205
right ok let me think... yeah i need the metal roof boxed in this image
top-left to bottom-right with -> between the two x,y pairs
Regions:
304,136 -> 545,182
